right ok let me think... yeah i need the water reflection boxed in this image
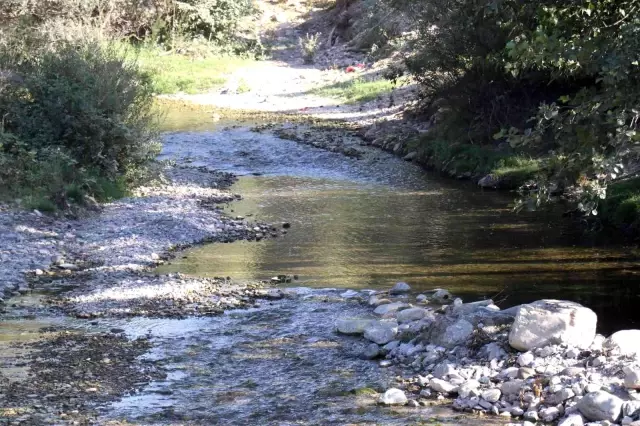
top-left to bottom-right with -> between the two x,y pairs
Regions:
159,175 -> 640,334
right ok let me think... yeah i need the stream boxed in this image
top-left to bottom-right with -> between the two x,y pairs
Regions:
2,113 -> 640,425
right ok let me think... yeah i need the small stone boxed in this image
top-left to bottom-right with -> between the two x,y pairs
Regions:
501,380 -> 525,396
518,367 -> 536,379
481,388 -> 501,403
511,407 -> 524,416
429,378 -> 458,394
407,399 -> 420,408
540,406 -> 561,422
518,352 -> 535,367
558,413 -> 585,426
624,367 -> 640,390
379,388 -> 408,405
524,410 -> 539,422
151,253 -> 160,260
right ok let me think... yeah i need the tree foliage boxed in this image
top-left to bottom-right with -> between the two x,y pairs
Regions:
393,0 -> 640,216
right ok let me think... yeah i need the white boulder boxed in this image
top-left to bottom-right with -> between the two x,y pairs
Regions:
508,300 -> 597,351
379,388 -> 407,405
604,330 -> 640,357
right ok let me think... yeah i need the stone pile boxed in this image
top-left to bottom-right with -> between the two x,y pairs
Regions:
336,282 -> 640,425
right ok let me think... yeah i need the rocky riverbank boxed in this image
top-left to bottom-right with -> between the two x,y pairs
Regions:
0,162 -> 292,424
336,283 -> 640,426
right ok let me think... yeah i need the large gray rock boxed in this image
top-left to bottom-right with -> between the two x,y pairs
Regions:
364,320 -> 398,345
604,330 -> 640,357
577,391 -> 623,422
335,318 -> 375,335
378,388 -> 407,405
390,282 -> 411,294
509,300 -> 597,351
422,317 -> 474,349
397,307 -> 429,323
481,388 -> 501,403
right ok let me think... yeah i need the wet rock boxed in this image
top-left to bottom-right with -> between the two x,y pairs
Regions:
403,152 -> 417,161
577,391 -> 623,422
430,288 -> 452,304
368,295 -> 390,307
478,174 -> 500,188
604,330 -> 640,357
364,320 -> 398,345
509,300 -> 597,351
379,388 -> 407,405
390,281 -> 411,294
336,318 -> 376,335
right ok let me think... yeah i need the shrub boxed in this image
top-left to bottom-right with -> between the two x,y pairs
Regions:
0,37 -> 160,208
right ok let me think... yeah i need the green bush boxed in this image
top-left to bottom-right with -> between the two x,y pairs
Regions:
0,38 -> 159,208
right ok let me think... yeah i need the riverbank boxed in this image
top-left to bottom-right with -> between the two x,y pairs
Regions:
0,161 -> 292,423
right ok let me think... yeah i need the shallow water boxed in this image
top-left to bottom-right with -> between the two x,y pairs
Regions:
158,124 -> 640,334
104,291 -> 453,425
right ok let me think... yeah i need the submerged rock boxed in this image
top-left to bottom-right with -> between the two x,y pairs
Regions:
378,388 -> 407,405
390,281 -> 411,294
508,300 -> 597,351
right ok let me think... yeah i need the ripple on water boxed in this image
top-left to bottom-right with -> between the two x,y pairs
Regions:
103,291 -> 469,425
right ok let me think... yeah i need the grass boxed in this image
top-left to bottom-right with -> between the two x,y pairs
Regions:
600,177 -> 640,231
491,157 -> 540,187
135,46 -> 255,95
311,76 -> 395,104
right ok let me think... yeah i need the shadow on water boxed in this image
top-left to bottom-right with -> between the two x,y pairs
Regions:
157,119 -> 640,335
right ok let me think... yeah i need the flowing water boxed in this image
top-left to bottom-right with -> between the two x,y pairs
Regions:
3,112 -> 640,425
158,121 -> 640,334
